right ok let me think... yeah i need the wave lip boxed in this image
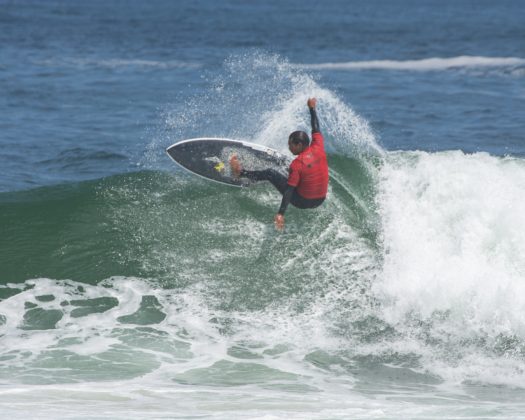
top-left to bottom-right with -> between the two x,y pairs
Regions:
301,56 -> 525,71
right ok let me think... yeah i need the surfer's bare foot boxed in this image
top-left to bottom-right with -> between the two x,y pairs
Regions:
229,154 -> 242,177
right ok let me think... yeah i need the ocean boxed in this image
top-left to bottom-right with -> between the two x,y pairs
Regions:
1,0 -> 525,418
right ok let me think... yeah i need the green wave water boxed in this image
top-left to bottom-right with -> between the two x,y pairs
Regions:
1,152 -> 379,299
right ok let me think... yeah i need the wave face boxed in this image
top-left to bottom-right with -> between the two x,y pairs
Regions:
2,153 -> 525,417
1,53 -> 525,418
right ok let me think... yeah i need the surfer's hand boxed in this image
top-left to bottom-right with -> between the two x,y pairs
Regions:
274,214 -> 285,231
307,97 -> 316,109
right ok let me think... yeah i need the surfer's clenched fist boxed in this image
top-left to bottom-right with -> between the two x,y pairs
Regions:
307,97 -> 316,109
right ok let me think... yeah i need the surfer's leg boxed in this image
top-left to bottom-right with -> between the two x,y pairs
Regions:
242,169 -> 288,194
229,155 -> 287,194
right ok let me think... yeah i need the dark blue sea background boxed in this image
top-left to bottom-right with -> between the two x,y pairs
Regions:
2,0 -> 524,191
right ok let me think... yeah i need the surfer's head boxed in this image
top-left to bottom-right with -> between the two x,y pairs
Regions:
288,131 -> 309,155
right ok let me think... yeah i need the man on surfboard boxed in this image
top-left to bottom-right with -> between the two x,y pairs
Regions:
230,98 -> 328,230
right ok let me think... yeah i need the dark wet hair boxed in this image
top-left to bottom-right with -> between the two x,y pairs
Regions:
288,131 -> 310,147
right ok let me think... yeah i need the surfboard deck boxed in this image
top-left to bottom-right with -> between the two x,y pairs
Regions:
166,138 -> 290,187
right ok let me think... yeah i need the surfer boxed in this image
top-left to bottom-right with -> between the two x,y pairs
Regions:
230,98 -> 328,230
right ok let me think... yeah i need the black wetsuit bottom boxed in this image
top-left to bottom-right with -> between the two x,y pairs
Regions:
241,169 -> 325,209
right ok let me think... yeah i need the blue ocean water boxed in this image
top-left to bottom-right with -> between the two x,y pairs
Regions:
1,1 -> 525,418
2,0 -> 524,192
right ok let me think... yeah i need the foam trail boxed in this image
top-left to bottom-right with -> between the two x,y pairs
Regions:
36,58 -> 201,69
301,56 -> 525,71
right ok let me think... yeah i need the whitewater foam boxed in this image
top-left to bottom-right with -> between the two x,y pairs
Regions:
375,150 -> 525,386
378,151 -> 525,321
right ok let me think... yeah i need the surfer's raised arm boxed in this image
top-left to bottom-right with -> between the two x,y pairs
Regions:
308,97 -> 320,134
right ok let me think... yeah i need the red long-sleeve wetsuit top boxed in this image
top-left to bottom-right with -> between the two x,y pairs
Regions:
287,131 -> 329,198
277,106 -> 328,215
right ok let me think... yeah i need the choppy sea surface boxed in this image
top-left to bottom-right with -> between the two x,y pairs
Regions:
1,1 -> 525,418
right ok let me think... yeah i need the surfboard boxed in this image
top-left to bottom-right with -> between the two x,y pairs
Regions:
166,138 -> 290,187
